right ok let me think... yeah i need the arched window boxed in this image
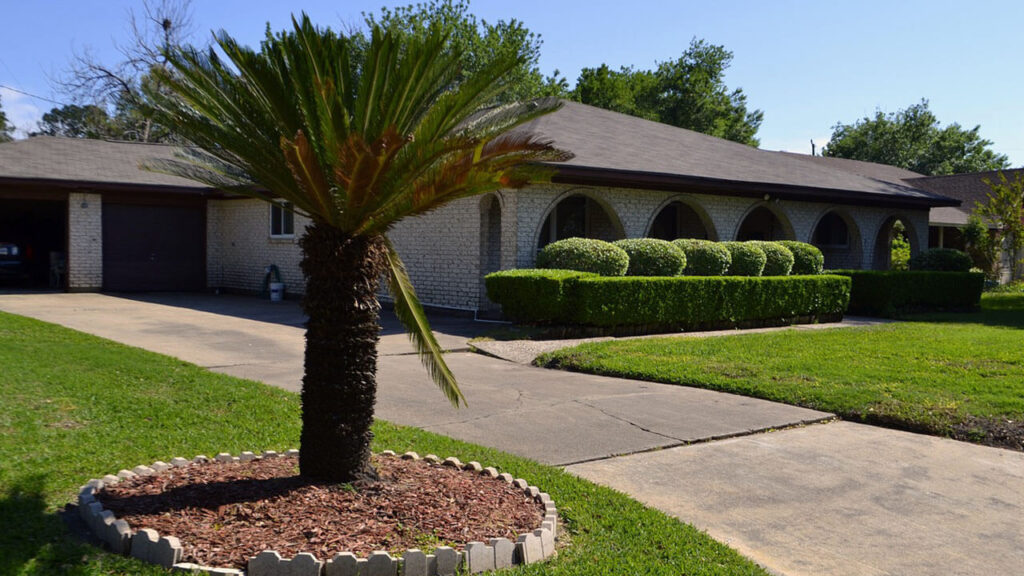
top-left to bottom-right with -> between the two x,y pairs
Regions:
648,201 -> 713,240
737,206 -> 792,241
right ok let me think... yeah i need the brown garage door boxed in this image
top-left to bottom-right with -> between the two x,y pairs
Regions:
102,200 -> 206,291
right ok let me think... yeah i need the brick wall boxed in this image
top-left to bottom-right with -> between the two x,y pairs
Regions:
206,198 -> 308,294
206,187 -> 932,311
67,192 -> 102,290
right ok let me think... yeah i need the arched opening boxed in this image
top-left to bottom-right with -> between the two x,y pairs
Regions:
537,193 -> 624,249
811,210 -> 863,269
736,206 -> 793,241
873,216 -> 918,270
647,201 -> 716,241
479,195 -> 502,313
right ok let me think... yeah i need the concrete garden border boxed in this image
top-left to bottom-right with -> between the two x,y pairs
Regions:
77,449 -> 560,575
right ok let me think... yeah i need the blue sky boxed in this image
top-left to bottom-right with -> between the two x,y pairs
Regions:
2,0 -> 1021,165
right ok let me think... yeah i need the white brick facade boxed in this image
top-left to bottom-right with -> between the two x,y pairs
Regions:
205,186 -> 931,312
206,199 -> 308,295
67,192 -> 103,290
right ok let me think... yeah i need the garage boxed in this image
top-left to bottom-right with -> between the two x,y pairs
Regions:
0,194 -> 67,289
102,197 -> 206,291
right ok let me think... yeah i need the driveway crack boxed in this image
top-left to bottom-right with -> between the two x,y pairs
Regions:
572,398 -> 684,443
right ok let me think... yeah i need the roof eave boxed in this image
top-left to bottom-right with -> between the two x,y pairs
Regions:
545,164 -> 962,209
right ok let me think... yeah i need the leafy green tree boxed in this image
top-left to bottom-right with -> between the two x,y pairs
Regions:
362,0 -> 566,103
144,15 -> 568,482
977,172 -> 1024,280
0,94 -> 14,142
32,104 -> 119,139
962,213 -> 997,277
571,38 -> 763,146
890,220 -> 911,270
823,100 -> 1010,176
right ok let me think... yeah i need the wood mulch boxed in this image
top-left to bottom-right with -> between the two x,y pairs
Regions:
97,455 -> 543,569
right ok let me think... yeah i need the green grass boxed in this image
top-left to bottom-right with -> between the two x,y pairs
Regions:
0,311 -> 767,576
539,293 -> 1024,448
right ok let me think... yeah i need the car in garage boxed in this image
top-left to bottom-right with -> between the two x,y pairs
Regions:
0,241 -> 29,282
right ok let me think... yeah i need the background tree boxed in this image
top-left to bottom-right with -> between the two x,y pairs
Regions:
0,95 -> 13,142
823,100 -> 1010,176
976,172 -> 1024,281
962,213 -> 997,277
144,15 -> 569,482
32,104 -> 118,139
56,0 -> 196,141
571,38 -> 763,146
362,0 -> 566,103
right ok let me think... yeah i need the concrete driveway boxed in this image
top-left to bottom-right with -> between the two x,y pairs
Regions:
2,292 -> 1022,576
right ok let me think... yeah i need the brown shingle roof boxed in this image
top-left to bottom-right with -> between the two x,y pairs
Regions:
523,101 -> 956,207
908,169 -> 1024,227
0,135 -> 212,191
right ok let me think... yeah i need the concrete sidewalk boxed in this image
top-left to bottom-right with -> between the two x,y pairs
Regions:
2,292 -> 1022,576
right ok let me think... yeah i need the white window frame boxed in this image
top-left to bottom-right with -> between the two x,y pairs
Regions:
269,200 -> 295,238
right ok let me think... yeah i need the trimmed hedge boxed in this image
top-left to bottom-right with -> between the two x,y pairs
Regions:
484,269 -> 596,323
778,241 -> 824,275
722,242 -> 766,276
909,248 -> 973,272
673,239 -> 731,276
613,238 -> 686,276
536,238 -> 629,276
832,270 -> 985,316
487,269 -> 850,331
748,241 -> 794,276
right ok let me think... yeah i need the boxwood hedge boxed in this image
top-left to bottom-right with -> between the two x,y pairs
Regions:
673,239 -> 731,276
722,242 -> 766,276
908,248 -> 973,272
486,269 -> 851,331
778,241 -> 824,275
613,238 -> 686,276
536,238 -> 629,276
747,241 -> 795,276
831,270 -> 984,316
484,269 -> 596,323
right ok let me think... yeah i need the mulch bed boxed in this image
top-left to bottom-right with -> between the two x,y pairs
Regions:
97,455 -> 543,569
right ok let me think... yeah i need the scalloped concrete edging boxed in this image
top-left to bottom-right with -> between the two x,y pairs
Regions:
77,449 -> 560,575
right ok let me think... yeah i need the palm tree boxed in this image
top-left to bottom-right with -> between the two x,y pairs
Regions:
144,15 -> 568,482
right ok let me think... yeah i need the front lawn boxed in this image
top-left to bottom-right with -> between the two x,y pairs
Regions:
539,293 -> 1024,449
0,311 -> 767,576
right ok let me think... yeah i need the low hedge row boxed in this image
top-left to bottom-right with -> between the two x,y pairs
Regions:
537,237 -> 824,277
483,269 -> 596,323
486,269 -> 850,331
831,270 -> 984,316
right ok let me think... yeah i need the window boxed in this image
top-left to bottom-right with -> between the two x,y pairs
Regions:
270,201 -> 294,237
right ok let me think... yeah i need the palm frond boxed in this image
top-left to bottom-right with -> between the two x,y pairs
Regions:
383,237 -> 465,408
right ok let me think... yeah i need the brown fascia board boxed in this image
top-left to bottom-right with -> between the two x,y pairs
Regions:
548,164 -> 962,209
0,176 -> 224,197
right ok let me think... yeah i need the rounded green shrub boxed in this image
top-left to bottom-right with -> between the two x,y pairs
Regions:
721,241 -> 766,276
613,238 -> 686,276
672,238 -> 731,276
536,237 -> 629,276
746,241 -> 794,276
778,241 -> 824,275
909,248 -> 973,272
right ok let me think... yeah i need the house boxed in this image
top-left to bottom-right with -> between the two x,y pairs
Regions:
0,101 -> 966,312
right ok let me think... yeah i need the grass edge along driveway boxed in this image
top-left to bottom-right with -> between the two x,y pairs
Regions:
0,310 -> 767,576
539,293 -> 1024,451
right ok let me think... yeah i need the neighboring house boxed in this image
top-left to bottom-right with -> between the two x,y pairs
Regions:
1,102 -> 966,312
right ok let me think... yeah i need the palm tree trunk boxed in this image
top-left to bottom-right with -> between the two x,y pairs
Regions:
298,222 -> 388,482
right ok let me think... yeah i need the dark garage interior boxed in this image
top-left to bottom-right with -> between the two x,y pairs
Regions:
0,198 -> 67,289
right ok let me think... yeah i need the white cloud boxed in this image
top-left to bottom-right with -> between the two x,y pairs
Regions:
0,87 -> 44,138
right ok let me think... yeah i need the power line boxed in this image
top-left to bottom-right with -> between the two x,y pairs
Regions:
0,84 -> 65,106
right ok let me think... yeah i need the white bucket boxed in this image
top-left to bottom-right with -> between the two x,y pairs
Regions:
269,282 -> 286,302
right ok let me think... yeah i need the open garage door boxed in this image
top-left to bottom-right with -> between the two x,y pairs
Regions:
0,198 -> 67,289
102,199 -> 206,291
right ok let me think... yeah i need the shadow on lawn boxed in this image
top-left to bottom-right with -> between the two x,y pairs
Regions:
0,474 -> 77,575
907,294 -> 1024,329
